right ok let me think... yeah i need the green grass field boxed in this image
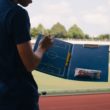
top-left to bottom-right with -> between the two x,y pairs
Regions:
32,68 -> 110,93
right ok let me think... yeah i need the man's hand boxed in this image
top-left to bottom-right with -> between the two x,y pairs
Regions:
37,35 -> 53,53
35,35 -> 54,59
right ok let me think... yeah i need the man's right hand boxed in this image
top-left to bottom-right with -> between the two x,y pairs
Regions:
37,35 -> 53,53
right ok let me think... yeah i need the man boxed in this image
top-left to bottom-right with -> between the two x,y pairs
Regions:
0,0 -> 53,110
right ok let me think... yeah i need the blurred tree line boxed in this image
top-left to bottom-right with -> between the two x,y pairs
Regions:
30,22 -> 110,40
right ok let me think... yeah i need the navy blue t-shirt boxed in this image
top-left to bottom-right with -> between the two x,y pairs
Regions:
0,0 -> 38,100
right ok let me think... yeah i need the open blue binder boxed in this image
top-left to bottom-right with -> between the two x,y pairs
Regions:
34,34 -> 109,82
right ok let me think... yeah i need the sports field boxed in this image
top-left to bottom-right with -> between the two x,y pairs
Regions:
32,68 -> 110,94
32,53 -> 110,94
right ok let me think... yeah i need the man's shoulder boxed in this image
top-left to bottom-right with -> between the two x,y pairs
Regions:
11,5 -> 28,16
6,5 -> 29,22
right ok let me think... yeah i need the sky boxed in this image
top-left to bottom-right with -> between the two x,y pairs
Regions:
26,0 -> 110,37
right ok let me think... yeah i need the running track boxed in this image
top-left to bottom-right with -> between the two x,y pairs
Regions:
39,93 -> 110,110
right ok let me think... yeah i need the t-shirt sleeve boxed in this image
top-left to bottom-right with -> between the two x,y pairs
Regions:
11,7 -> 31,44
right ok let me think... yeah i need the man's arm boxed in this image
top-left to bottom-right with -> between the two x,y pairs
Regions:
17,36 -> 53,72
